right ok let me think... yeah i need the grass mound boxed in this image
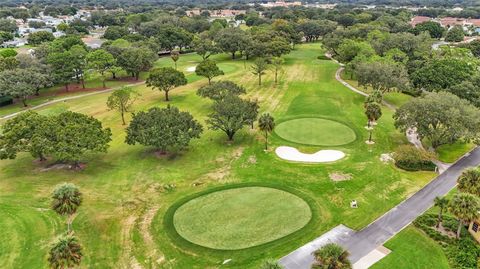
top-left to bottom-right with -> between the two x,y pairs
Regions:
275,118 -> 356,146
172,186 -> 311,250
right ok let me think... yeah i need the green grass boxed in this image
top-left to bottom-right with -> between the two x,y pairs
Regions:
0,43 -> 438,268
371,226 -> 450,269
173,186 -> 311,250
436,142 -> 475,163
275,118 -> 357,146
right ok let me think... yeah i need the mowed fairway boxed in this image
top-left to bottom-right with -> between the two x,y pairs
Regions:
173,186 -> 312,250
275,118 -> 357,146
0,43 -> 437,268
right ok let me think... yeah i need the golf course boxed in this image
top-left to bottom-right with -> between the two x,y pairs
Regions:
0,43 -> 443,268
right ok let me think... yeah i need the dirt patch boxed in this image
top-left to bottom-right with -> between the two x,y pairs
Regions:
39,163 -> 86,172
329,172 -> 352,182
380,153 -> 394,164
435,225 -> 456,239
109,76 -> 143,83
194,147 -> 244,184
139,206 -> 166,267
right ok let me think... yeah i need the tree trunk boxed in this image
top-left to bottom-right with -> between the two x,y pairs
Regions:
232,52 -> 235,59
258,74 -> 261,86
135,72 -> 139,81
208,77 -> 211,85
457,221 -> 462,239
174,61 -> 177,70
22,97 -> 27,107
35,87 -> 40,96
165,90 -> 169,101
275,70 -> 278,84
121,111 -> 126,125
112,72 -> 117,79
102,79 -> 106,89
368,130 -> 372,142
436,208 -> 443,228
81,78 -> 85,89
227,131 -> 234,141
264,131 -> 268,150
65,83 -> 69,92
38,152 -> 46,162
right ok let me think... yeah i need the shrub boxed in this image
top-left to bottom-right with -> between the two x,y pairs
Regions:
393,145 -> 437,171
317,55 -> 330,60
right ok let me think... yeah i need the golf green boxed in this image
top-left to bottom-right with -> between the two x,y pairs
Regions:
172,187 -> 312,250
275,118 -> 356,146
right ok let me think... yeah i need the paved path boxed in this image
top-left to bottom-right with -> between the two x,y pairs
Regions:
0,81 -> 145,121
280,57 -> 480,268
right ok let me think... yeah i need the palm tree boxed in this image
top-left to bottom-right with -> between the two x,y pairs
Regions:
448,193 -> 480,239
260,259 -> 284,269
271,57 -> 284,85
258,113 -> 275,150
171,50 -> 180,70
457,168 -> 480,196
434,196 -> 449,228
364,102 -> 382,128
312,243 -> 351,269
48,234 -> 82,269
51,183 -> 82,233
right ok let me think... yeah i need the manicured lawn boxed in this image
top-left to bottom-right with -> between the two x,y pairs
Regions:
0,44 -> 437,268
173,186 -> 311,250
371,226 -> 450,269
436,142 -> 475,163
275,118 -> 357,146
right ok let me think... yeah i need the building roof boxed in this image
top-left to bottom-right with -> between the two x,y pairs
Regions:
410,16 -> 431,27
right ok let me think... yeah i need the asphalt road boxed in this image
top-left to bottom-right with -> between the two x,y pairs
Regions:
280,147 -> 480,268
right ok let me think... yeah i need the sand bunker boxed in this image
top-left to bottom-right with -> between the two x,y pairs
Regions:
186,66 -> 196,72
275,146 -> 345,163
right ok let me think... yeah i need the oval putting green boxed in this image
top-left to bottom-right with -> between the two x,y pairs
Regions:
173,187 -> 311,250
275,118 -> 356,146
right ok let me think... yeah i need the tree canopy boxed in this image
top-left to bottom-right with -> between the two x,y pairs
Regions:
197,80 -> 246,101
125,106 -> 203,153
146,67 -> 187,101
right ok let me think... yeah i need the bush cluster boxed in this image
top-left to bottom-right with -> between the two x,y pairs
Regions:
413,213 -> 480,269
393,145 -> 437,171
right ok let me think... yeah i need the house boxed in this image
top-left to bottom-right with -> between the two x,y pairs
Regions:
410,16 -> 432,27
210,9 -> 246,18
469,220 -> 480,243
260,1 -> 302,8
1,38 -> 27,48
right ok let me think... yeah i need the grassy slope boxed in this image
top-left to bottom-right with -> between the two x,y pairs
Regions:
371,226 -> 450,269
0,44 -> 437,268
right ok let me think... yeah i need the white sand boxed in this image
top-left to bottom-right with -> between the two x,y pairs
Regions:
275,146 -> 345,163
186,66 -> 196,72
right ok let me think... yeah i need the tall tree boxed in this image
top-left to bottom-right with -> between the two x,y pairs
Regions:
117,47 -> 157,80
271,57 -> 284,85
215,27 -> 250,59
364,102 -> 382,128
251,58 -> 268,86
356,62 -> 409,93
197,81 -> 246,101
69,45 -> 88,89
106,87 -> 139,125
434,196 -> 449,228
51,183 -> 82,232
86,49 -> 116,88
48,234 -> 82,269
195,59 -> 224,84
258,113 -> 275,150
457,168 -> 480,196
448,193 -> 480,239
445,26 -> 465,42
393,92 -> 480,150
0,69 -> 37,107
49,111 -> 112,167
312,243 -> 351,269
193,32 -> 220,60
146,67 -> 187,101
167,49 -> 179,69
0,111 -> 52,161
206,95 -> 257,141
125,106 -> 203,153
411,58 -> 474,91
412,21 -> 444,39
47,50 -> 76,91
